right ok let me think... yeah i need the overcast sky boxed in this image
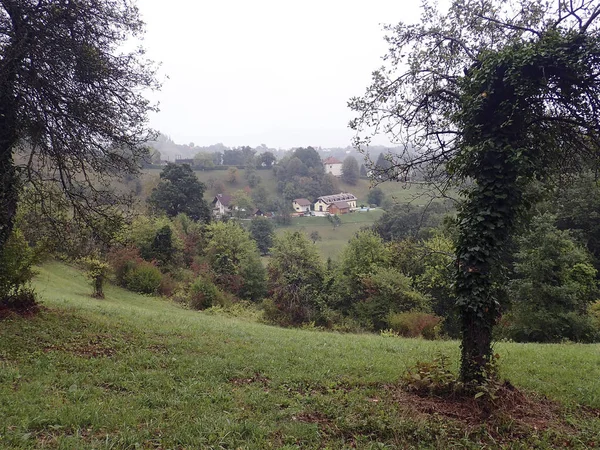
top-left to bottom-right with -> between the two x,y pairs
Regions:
138,1 -> 423,149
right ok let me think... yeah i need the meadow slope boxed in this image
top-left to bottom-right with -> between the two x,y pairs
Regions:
0,262 -> 599,448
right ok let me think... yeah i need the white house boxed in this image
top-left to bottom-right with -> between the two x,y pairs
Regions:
323,156 -> 343,177
212,194 -> 233,216
292,198 -> 312,213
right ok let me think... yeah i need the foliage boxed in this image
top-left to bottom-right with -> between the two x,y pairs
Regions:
204,222 -> 266,301
553,174 -> 600,269
256,151 -> 276,168
367,187 -> 385,206
403,355 -> 457,395
108,246 -> 144,287
249,216 -> 275,255
266,231 -> 324,325
79,256 -> 110,299
373,202 -> 449,241
502,214 -> 599,342
309,230 -> 321,243
387,311 -> 443,339
187,276 -> 227,310
0,0 -> 158,268
350,0 -> 600,382
0,228 -> 37,303
354,267 -> 430,330
341,156 -> 360,185
148,163 -> 211,222
230,190 -> 255,219
326,213 -> 342,229
274,147 -> 336,201
123,261 -> 163,295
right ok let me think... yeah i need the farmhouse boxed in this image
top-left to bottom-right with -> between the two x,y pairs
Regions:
314,192 -> 357,214
323,156 -> 343,177
212,194 -> 232,216
292,198 -> 312,213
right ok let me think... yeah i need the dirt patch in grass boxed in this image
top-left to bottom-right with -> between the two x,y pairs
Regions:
229,372 -> 270,387
0,302 -> 41,319
44,334 -> 118,358
386,381 -> 594,441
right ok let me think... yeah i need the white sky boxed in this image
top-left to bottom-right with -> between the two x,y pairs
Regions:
139,1 -> 422,149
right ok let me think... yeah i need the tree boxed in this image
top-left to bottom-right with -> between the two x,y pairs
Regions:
367,187 -> 385,206
504,213 -> 599,342
309,231 -> 321,244
326,214 -> 342,229
227,167 -> 238,184
350,0 -> 600,382
0,0 -> 158,261
230,190 -> 255,219
332,229 -> 391,313
257,151 -> 276,169
249,216 -> 275,255
204,222 -> 266,301
148,164 -> 211,222
266,231 -> 324,325
341,156 -> 360,185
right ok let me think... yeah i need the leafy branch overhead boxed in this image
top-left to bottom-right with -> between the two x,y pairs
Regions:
0,0 -> 160,252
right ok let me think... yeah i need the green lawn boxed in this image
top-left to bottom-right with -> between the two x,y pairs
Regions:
275,210 -> 386,260
0,262 -> 599,448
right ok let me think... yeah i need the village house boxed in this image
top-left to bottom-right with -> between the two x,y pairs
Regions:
292,198 -> 312,213
314,192 -> 357,214
212,193 -> 232,216
323,156 -> 343,177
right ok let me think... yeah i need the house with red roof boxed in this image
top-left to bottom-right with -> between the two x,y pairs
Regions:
323,156 -> 343,177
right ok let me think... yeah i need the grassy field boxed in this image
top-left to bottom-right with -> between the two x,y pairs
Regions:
0,262 -> 599,448
275,210 -> 386,260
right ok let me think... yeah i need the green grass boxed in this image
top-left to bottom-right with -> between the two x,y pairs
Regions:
1,262 -> 599,448
275,210 -> 385,260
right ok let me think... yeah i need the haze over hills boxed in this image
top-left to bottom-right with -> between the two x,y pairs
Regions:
148,132 -> 403,164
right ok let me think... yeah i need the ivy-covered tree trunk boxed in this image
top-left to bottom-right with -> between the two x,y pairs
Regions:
456,159 -> 521,382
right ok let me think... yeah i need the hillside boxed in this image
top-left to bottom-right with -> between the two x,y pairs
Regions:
0,262 -> 599,448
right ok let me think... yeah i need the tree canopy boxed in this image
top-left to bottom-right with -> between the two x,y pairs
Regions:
0,0 -> 158,255
148,164 -> 211,222
350,0 -> 600,382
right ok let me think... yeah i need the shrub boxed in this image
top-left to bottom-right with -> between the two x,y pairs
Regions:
79,256 -> 110,298
188,276 -> 227,310
387,311 -> 443,339
108,246 -> 143,286
124,261 -> 162,294
157,273 -> 178,297
590,300 -> 600,330
0,228 -> 37,299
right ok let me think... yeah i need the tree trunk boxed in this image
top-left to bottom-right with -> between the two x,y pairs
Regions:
459,305 -> 495,382
0,126 -> 18,253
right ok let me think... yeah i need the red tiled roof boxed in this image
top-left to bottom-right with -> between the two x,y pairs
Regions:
323,156 -> 342,165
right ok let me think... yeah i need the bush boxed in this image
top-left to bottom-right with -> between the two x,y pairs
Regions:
79,256 -> 110,298
124,261 -> 162,294
387,311 -> 443,339
108,246 -> 143,286
157,273 -> 178,297
0,288 -> 37,312
188,276 -> 227,310
499,308 -> 599,343
590,300 -> 600,330
0,228 -> 37,300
